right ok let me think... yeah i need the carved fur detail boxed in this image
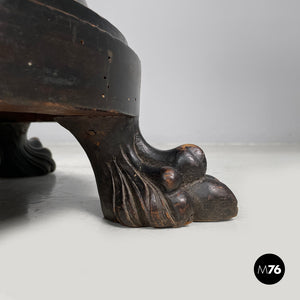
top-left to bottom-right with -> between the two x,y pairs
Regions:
107,148 -> 193,227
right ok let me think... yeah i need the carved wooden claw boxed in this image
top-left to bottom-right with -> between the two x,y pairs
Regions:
58,115 -> 238,228
0,123 -> 56,177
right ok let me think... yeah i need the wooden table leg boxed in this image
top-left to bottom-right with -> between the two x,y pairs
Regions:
57,115 -> 238,228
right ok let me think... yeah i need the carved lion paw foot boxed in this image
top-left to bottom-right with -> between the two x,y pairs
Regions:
0,123 -> 55,177
107,142 -> 238,227
58,116 -> 238,228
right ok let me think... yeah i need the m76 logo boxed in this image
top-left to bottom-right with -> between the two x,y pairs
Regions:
257,265 -> 282,275
254,254 -> 285,284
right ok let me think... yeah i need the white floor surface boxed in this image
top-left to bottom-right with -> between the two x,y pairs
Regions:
0,143 -> 299,300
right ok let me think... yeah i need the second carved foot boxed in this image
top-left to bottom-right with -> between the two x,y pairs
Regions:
0,123 -> 55,177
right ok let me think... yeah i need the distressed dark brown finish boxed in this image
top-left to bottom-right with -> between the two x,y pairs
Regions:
0,0 -> 238,227
0,0 -> 140,116
57,116 -> 237,227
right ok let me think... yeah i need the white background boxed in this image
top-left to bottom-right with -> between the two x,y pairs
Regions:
31,0 -> 300,144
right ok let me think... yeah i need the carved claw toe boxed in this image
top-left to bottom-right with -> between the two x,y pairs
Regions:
28,137 -> 43,148
186,175 -> 238,222
160,167 -> 182,192
174,144 -> 207,184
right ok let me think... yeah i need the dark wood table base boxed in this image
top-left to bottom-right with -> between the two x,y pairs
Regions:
0,0 -> 238,228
